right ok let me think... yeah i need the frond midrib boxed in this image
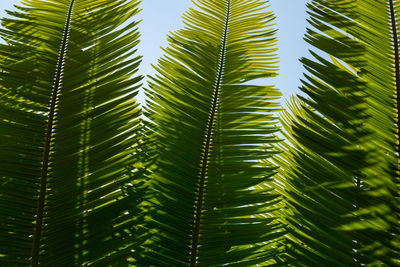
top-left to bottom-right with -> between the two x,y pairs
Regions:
389,0 -> 400,163
31,1 -> 75,265
190,0 -> 231,265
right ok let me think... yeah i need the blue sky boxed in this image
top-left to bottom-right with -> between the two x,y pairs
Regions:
0,0 -> 309,99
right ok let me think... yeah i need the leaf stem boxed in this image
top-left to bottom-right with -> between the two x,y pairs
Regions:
389,0 -> 400,163
190,1 -> 231,265
31,1 -> 75,265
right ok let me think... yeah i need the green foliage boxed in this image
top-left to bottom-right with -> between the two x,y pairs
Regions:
0,0 -> 399,266
142,0 -> 285,265
275,0 -> 400,265
0,0 -> 144,265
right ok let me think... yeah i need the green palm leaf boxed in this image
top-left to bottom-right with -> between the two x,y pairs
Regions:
276,0 -> 400,265
0,0 -> 144,265
143,0 -> 285,265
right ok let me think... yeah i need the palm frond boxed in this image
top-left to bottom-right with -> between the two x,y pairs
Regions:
0,0 -> 144,265
143,0 -> 285,265
276,0 -> 400,265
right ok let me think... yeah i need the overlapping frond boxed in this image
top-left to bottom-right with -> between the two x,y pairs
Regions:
355,1 -> 400,258
0,0 -> 144,265
143,0 -> 285,265
276,0 -> 400,265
